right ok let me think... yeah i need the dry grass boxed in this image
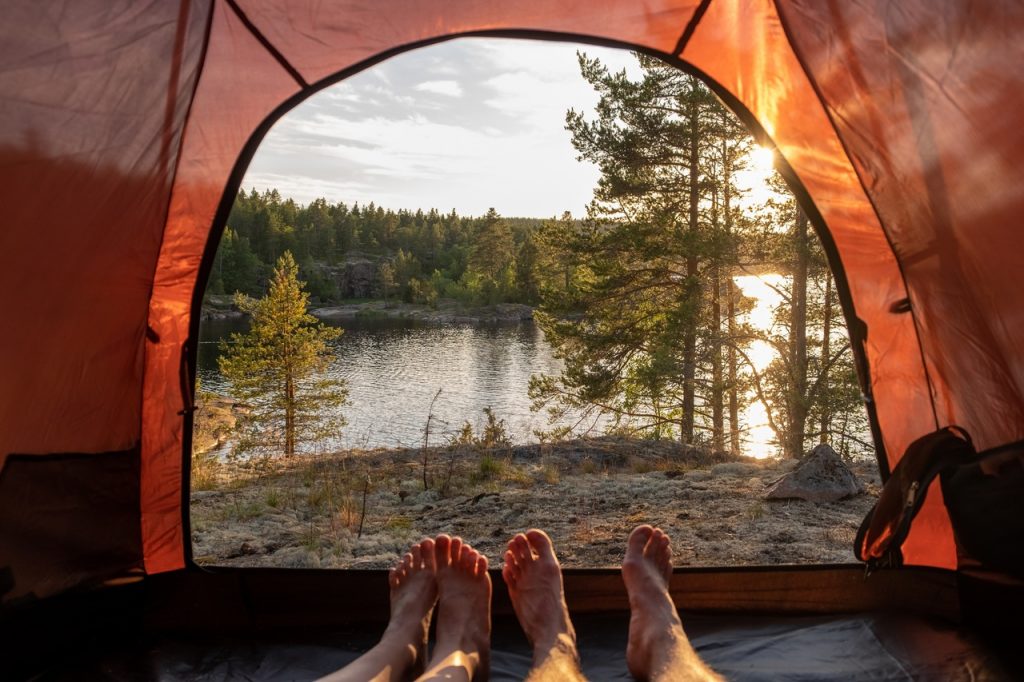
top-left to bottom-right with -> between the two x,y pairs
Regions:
190,450 -> 222,491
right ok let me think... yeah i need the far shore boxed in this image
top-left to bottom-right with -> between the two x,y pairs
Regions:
201,296 -> 534,325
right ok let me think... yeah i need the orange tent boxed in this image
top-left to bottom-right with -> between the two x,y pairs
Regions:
2,1 -> 1022,677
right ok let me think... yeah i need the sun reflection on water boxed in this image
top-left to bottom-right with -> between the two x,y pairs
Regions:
733,273 -> 787,459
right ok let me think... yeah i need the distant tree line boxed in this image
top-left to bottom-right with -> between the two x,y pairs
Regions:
206,192 -> 546,307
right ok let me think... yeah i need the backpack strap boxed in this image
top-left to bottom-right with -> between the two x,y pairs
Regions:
855,426 -> 975,574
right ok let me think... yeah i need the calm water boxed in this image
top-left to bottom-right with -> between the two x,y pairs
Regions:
198,317 -> 570,450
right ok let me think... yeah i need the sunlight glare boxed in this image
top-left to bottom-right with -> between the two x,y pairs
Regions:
733,145 -> 779,209
749,145 -> 776,175
733,273 -> 788,459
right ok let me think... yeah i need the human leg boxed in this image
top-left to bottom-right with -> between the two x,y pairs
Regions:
415,535 -> 492,682
320,537 -> 438,682
502,529 -> 585,682
622,525 -> 722,682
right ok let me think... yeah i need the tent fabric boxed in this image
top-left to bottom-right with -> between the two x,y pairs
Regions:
2,0 -> 1022,598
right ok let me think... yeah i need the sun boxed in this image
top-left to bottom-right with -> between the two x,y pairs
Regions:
748,145 -> 776,175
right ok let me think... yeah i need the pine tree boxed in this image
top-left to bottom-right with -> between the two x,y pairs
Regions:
531,52 -> 750,444
219,251 -> 348,457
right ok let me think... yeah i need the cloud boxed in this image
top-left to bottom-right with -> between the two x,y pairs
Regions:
414,79 -> 464,97
241,38 -> 648,216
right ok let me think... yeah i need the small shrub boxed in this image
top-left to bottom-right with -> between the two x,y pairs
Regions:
303,522 -> 322,553
336,490 -> 360,530
745,502 -> 766,520
475,453 -> 504,481
503,464 -> 533,487
265,489 -> 281,508
223,497 -> 264,522
385,515 -> 413,532
479,407 -> 511,449
579,457 -> 598,475
452,422 -> 476,447
307,483 -> 328,511
541,462 -> 560,485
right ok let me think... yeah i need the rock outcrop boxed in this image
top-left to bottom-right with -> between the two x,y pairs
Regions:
765,443 -> 864,503
337,258 -> 378,298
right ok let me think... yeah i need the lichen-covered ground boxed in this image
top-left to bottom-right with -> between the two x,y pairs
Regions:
190,438 -> 880,570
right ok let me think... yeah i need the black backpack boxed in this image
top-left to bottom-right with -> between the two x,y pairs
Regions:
855,426 -> 1024,578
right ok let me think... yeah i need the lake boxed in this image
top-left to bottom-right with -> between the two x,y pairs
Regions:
198,317 -> 572,451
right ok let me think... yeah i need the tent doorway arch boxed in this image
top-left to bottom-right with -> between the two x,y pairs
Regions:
9,0 -> 1024,613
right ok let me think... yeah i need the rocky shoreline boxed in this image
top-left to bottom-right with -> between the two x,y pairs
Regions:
201,297 -> 533,325
190,437 -> 880,571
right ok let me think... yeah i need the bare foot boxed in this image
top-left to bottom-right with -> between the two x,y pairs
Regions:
623,525 -> 719,681
385,537 -> 438,676
417,535 -> 492,681
502,530 -> 578,667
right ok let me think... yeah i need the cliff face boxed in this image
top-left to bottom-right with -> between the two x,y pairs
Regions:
320,257 -> 379,299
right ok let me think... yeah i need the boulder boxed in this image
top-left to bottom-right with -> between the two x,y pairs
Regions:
765,444 -> 864,503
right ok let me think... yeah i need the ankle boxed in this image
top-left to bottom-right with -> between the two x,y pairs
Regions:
533,630 -> 578,666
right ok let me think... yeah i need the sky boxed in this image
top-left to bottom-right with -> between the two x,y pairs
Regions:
241,38 -> 645,218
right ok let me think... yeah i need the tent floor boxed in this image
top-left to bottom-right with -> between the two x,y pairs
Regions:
31,610 -> 1019,681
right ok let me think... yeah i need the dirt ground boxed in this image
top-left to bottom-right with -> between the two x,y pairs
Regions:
190,437 -> 881,570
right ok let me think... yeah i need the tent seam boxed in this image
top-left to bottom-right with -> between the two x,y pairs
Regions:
224,0 -> 309,89
674,0 -> 713,56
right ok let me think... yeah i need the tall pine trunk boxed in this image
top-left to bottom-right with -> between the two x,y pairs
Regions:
787,208 -> 809,458
727,281 -> 740,452
819,275 -> 833,444
681,92 -> 700,444
710,184 -> 724,451
721,130 -> 740,453
285,371 -> 295,456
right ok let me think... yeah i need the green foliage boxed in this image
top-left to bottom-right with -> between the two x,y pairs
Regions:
532,53 -> 754,445
479,407 -> 512,449
219,251 -> 348,457
448,407 -> 512,451
207,191 -> 546,307
531,50 -> 866,457
475,454 -> 504,481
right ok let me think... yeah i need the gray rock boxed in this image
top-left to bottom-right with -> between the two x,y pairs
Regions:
765,444 -> 864,503
322,257 -> 378,298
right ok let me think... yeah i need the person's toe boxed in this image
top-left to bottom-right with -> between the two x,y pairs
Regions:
627,525 -> 654,559
647,528 -> 665,557
525,529 -> 557,564
435,534 -> 452,568
512,533 -> 533,564
421,537 -> 436,570
410,543 -> 423,569
502,562 -> 517,589
475,554 -> 488,577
